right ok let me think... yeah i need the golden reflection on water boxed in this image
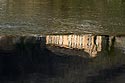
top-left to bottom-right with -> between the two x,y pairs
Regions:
0,34 -> 124,58
46,34 -> 102,57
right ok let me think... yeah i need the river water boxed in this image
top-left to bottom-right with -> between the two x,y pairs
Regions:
0,0 -> 125,83
0,0 -> 125,35
0,35 -> 125,83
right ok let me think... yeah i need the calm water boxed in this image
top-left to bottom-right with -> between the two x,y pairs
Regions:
0,34 -> 125,83
0,0 -> 125,35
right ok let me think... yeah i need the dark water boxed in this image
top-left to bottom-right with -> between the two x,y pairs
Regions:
0,0 -> 125,35
0,34 -> 125,83
0,0 -> 125,83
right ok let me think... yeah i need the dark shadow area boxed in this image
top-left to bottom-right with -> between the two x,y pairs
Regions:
0,36 -> 90,82
0,35 -> 125,83
86,64 -> 125,83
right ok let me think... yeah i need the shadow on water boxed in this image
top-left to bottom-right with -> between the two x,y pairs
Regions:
0,36 -> 90,82
86,64 -> 125,83
0,34 -> 125,83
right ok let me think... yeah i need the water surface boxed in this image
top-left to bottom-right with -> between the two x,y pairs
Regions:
0,0 -> 125,35
0,34 -> 125,83
0,0 -> 125,83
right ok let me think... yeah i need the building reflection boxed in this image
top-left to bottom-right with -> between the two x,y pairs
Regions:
0,34 -> 125,58
46,34 -> 102,57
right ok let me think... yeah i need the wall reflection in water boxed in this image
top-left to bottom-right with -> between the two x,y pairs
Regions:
0,34 -> 123,58
0,34 -> 125,82
46,34 -> 102,57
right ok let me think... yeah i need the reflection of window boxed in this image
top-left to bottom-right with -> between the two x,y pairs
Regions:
74,35 -> 77,48
87,36 -> 92,47
57,36 -> 59,45
50,36 -> 52,44
72,35 -> 75,48
56,36 -> 58,45
70,35 -> 72,47
68,35 -> 71,47
59,36 -> 63,45
79,36 -> 83,49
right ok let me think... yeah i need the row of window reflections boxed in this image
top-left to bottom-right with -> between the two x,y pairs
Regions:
46,35 -> 102,57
